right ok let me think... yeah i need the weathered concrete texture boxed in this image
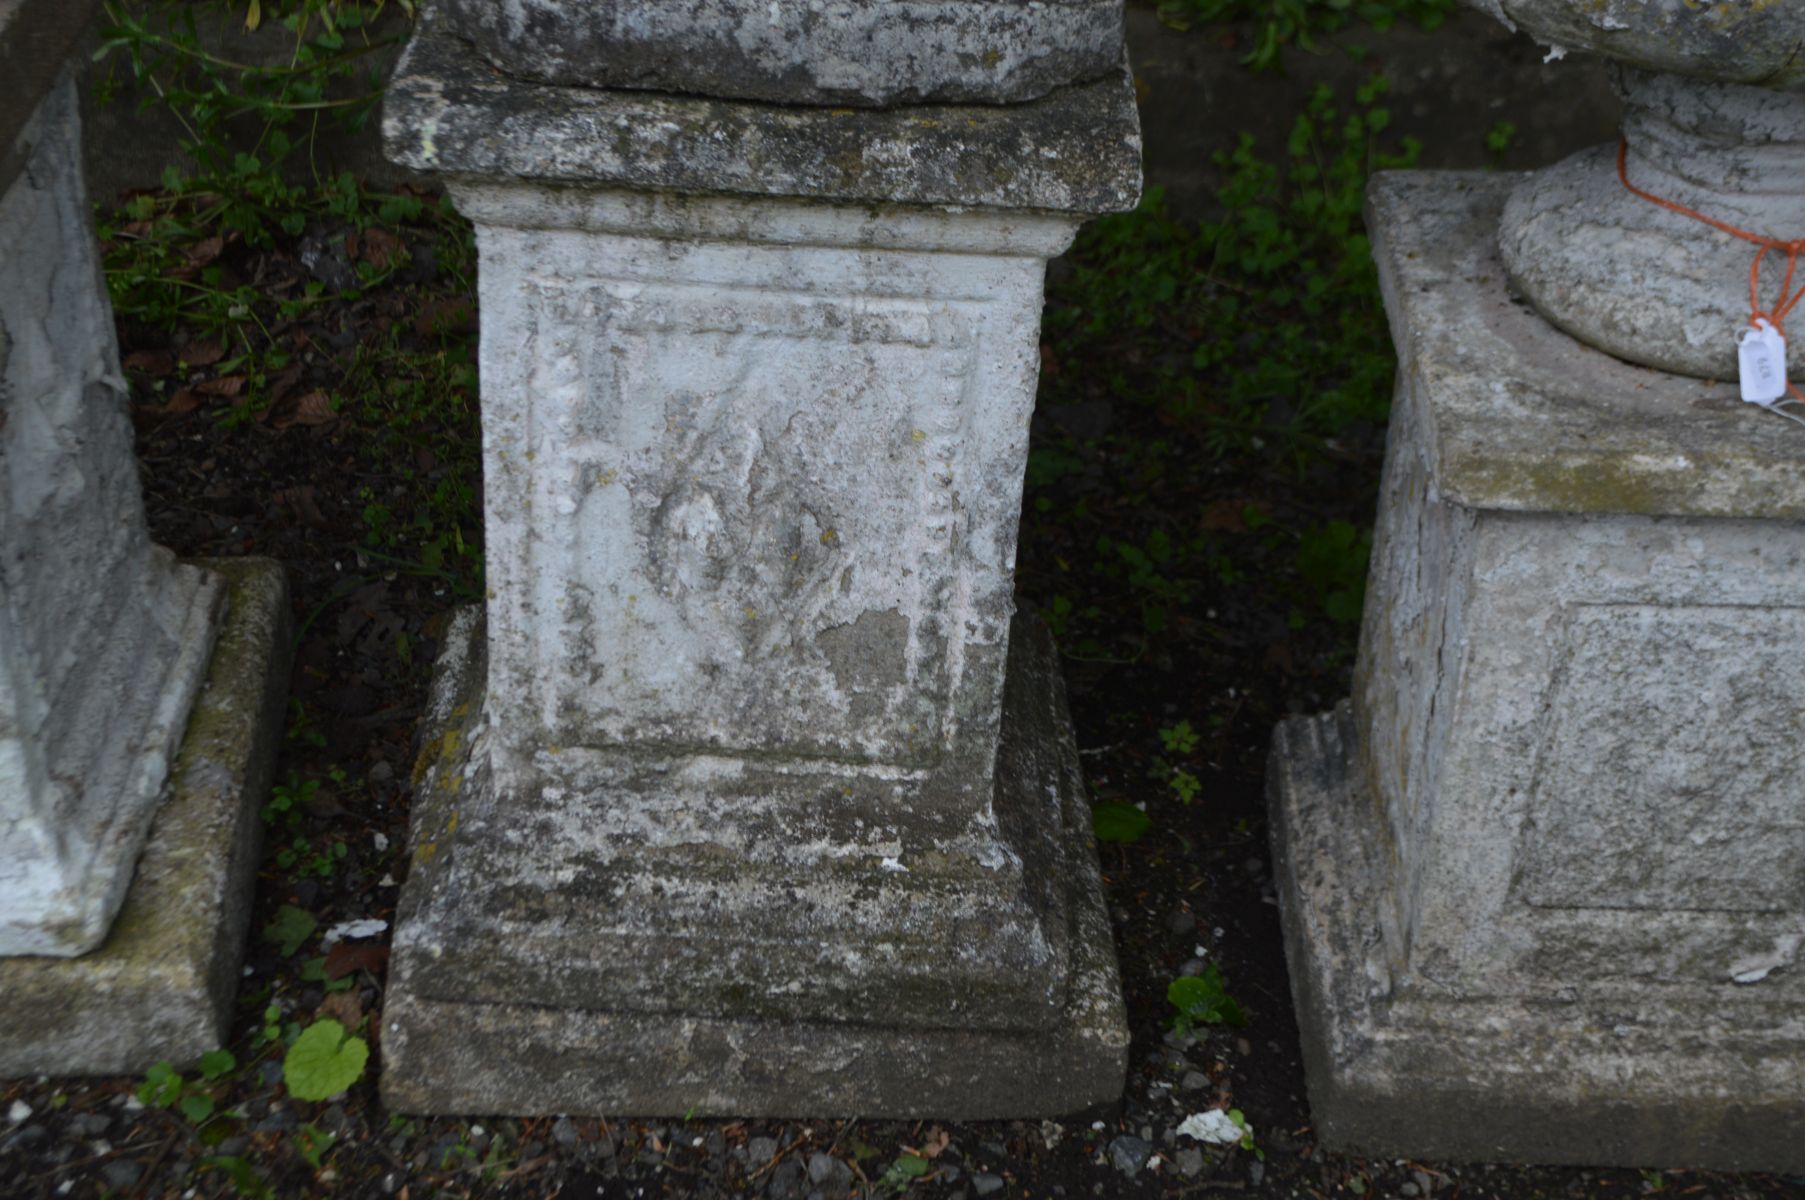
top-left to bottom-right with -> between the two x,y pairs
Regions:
0,70 -> 224,957
0,559 -> 291,1077
384,609 -> 1128,1117
1270,710 -> 1805,1171
1464,0 -> 1805,89
1271,171 -> 1805,1170
383,7 -> 1141,215
1497,68 -> 1805,380
443,0 -> 1124,107
1367,171 -> 1805,516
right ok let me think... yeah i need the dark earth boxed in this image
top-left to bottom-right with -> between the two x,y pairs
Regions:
4,5 -> 1804,1200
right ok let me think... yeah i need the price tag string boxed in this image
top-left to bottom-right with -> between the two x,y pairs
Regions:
1617,138 -> 1805,424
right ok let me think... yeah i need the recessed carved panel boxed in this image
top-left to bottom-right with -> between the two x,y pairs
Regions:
510,277 -> 981,764
1517,603 -> 1805,913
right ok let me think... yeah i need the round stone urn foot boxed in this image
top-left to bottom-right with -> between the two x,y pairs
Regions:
1499,69 -> 1805,381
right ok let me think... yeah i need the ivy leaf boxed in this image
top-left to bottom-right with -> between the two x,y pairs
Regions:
137,1061 -> 182,1108
284,1019 -> 369,1101
1168,964 -> 1248,1029
179,1092 -> 216,1123
262,905 -> 316,957
1091,802 -> 1152,844
198,1048 -> 236,1082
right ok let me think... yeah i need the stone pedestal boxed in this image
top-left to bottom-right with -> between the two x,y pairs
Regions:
1270,172 -> 1805,1170
379,7 -> 1140,1116
0,68 -> 224,958
0,4 -> 292,1074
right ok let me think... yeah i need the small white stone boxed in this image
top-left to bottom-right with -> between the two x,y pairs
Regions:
322,918 -> 389,945
7,1099 -> 30,1122
1176,1110 -> 1243,1146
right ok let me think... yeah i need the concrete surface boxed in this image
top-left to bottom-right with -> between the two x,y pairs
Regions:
0,69 -> 223,957
0,559 -> 292,1076
443,0 -> 1125,106
384,610 -> 1129,1117
383,6 -> 1141,214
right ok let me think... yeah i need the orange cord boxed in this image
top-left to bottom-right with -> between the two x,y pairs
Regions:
1617,138 -> 1805,403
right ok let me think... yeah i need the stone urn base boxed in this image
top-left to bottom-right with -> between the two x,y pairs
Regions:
1500,69 -> 1805,381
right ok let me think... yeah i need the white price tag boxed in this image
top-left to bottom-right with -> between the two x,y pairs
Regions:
1738,318 -> 1788,404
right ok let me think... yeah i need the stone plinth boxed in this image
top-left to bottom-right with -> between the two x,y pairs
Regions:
0,67 -> 225,958
0,22 -> 292,1073
379,10 -> 1139,1116
1270,172 -> 1805,1170
0,559 -> 292,1075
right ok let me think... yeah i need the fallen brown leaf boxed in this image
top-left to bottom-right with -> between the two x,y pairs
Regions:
187,235 -> 224,267
273,484 -> 328,529
135,389 -> 200,419
360,227 -> 405,270
195,374 -> 247,398
123,349 -> 175,377
181,339 -> 225,367
292,390 -> 336,426
323,940 -> 390,982
315,989 -> 363,1029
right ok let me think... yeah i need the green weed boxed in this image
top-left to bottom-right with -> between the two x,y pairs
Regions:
1168,964 -> 1249,1033
1156,0 -> 1456,71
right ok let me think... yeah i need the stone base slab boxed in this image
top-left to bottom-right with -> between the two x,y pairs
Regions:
0,559 -> 291,1076
382,609 -> 1128,1118
1269,707 -> 1805,1172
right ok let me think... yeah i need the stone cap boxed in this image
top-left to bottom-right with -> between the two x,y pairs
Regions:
1,0 -> 98,162
1465,0 -> 1805,92
383,7 -> 1141,216
441,0 -> 1125,108
1369,170 -> 1805,521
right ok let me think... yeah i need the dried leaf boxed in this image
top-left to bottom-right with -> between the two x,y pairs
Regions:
136,389 -> 200,418
292,390 -> 336,426
187,236 -> 224,268
123,349 -> 175,377
273,485 -> 328,529
182,339 -> 225,367
323,940 -> 390,981
316,989 -> 364,1030
195,374 -> 247,398
359,228 -> 406,270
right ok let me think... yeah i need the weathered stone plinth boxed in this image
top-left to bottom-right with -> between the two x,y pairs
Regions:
0,62 -> 226,959
380,9 -> 1139,1116
1271,172 -> 1805,1171
0,559 -> 291,1076
386,610 -> 1124,1117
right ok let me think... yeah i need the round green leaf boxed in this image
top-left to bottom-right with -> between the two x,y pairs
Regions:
283,1019 -> 369,1101
1091,802 -> 1152,844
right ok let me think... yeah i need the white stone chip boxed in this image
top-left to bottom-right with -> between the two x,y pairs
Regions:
321,918 -> 389,946
1176,1110 -> 1245,1145
7,1099 -> 30,1122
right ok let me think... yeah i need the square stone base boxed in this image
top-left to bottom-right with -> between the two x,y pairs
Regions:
1269,707 -> 1805,1172
0,559 -> 291,1076
381,610 -> 1128,1118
